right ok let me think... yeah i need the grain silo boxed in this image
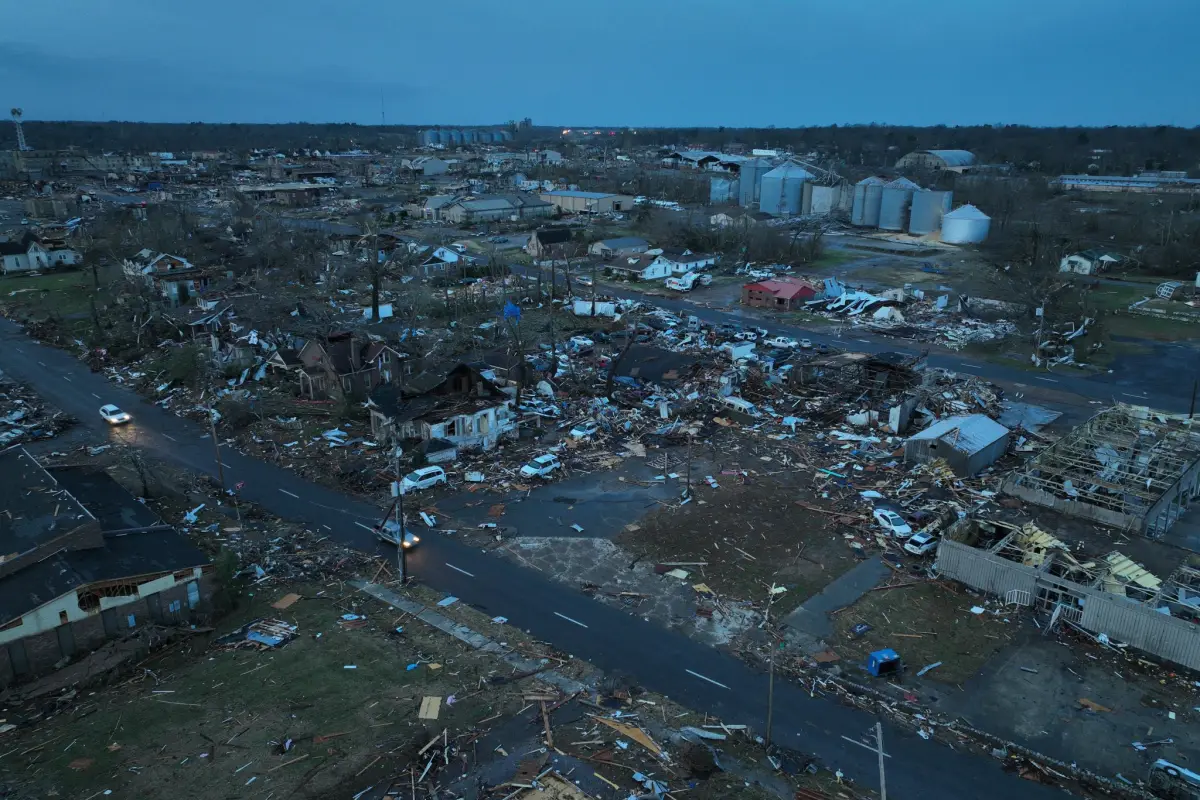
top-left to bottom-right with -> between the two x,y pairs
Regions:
738,158 -> 774,207
851,177 -> 885,226
941,204 -> 991,244
809,184 -> 842,215
447,129 -> 463,145
710,176 -> 739,205
878,177 -> 921,231
759,162 -> 814,216
908,189 -> 953,235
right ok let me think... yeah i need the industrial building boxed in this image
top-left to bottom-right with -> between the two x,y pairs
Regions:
234,182 -> 338,207
1054,173 -> 1200,193
940,204 -> 991,244
440,194 -> 552,224
1004,405 -> 1200,540
403,156 -> 449,176
895,149 -> 977,173
418,128 -> 512,147
936,517 -> 1200,671
540,190 -> 635,214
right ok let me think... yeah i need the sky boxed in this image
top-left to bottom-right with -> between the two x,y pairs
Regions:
2,0 -> 1197,128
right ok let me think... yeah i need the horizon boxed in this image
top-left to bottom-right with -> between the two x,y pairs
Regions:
2,0 -> 1197,128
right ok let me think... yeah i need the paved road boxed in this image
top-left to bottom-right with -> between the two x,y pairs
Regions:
514,265 -> 1175,412
0,320 -> 1075,798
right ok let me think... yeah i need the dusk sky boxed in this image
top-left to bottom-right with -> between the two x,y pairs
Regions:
2,0 -> 1196,127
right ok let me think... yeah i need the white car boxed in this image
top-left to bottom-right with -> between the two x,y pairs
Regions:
904,531 -> 939,556
763,336 -> 798,349
520,453 -> 561,478
99,404 -> 132,425
799,339 -> 813,349
400,466 -> 447,492
873,509 -> 913,538
734,331 -> 759,342
377,520 -> 421,549
569,420 -> 600,439
568,336 -> 595,352
575,276 -> 594,287
520,399 -> 561,417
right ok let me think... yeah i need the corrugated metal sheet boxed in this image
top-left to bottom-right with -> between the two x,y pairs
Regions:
925,150 -> 976,167
760,163 -> 813,217
942,204 -> 991,243
1082,597 -> 1200,671
709,176 -> 738,204
879,179 -> 919,231
936,540 -> 1039,598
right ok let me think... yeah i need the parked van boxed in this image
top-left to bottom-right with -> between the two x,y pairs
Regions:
718,395 -> 760,417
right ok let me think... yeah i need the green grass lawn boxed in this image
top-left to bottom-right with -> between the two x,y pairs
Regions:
0,268 -> 106,318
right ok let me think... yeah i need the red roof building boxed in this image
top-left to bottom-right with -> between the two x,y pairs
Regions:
741,277 -> 819,311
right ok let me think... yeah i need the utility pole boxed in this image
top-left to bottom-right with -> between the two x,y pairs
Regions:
1190,379 -> 1197,420
394,447 -> 407,583
765,638 -> 776,746
874,722 -> 887,800
685,433 -> 693,498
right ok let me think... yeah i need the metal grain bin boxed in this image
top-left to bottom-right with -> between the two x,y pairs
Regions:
809,185 -> 841,214
759,162 -> 814,216
851,176 -> 885,226
738,158 -> 774,207
878,177 -> 921,231
710,177 -> 739,205
941,204 -> 991,244
908,189 -> 953,235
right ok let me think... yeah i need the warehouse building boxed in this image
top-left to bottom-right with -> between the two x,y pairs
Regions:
441,195 -> 552,224
895,149 -> 977,173
540,190 -> 636,214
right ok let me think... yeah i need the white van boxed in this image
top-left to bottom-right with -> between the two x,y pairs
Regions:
718,395 -> 760,417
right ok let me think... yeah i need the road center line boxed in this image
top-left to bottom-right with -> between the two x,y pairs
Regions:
162,434 -> 176,442
1035,377 -> 1058,383
1121,393 -> 1147,399
855,339 -> 872,344
553,611 -> 589,628
62,377 -> 70,382
445,563 -> 475,578
685,669 -> 730,690
354,521 -> 375,532
279,489 -> 300,498
959,363 -> 983,369
37,361 -> 46,366
91,393 -> 101,399
840,735 -> 892,758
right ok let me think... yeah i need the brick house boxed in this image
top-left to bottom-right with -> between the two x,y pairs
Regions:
267,333 -> 407,399
741,277 -> 819,311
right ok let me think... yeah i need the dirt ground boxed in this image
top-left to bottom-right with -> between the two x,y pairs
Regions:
615,467 -> 863,617
828,581 -> 1018,685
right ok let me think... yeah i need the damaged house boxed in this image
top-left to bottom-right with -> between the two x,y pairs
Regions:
0,449 -> 211,686
123,249 -> 212,306
268,332 -> 406,399
368,363 -> 517,454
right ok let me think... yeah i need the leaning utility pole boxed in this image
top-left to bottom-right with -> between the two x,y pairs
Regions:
208,406 -> 225,490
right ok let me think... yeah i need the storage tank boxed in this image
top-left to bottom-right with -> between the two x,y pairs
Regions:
463,129 -> 478,144
941,204 -> 991,244
851,176 -> 885,226
759,162 -> 814,216
908,189 -> 953,235
878,177 -> 921,231
737,158 -> 774,207
447,129 -> 463,145
809,184 -> 841,215
710,176 -> 739,204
